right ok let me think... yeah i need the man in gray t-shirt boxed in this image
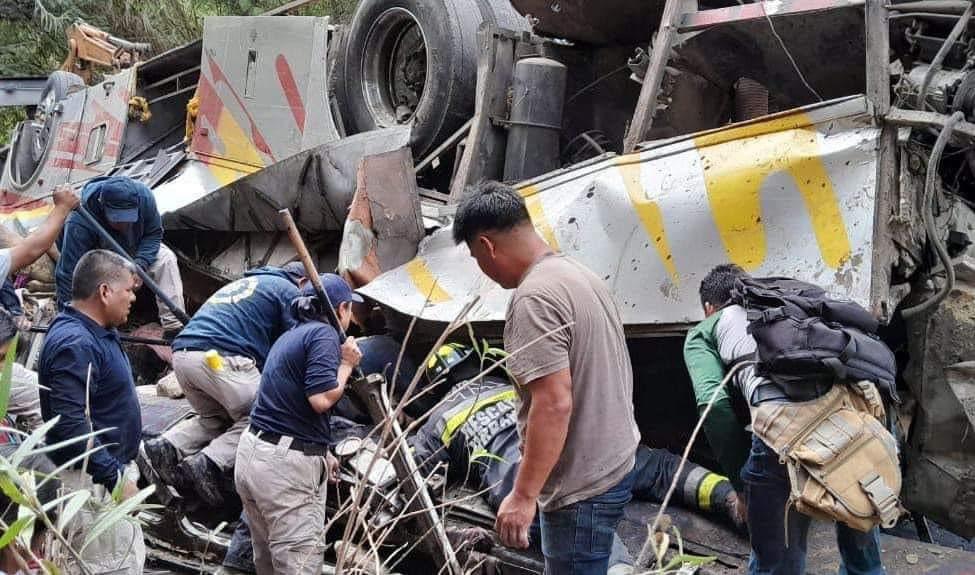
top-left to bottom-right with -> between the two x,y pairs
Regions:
453,181 -> 640,575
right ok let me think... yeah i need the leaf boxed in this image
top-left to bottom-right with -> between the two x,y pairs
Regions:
81,484 -> 155,552
36,443 -> 112,490
0,333 -> 18,420
0,475 -> 28,507
56,490 -> 90,531
672,554 -> 717,567
9,416 -> 60,467
0,514 -> 32,550
41,559 -> 60,575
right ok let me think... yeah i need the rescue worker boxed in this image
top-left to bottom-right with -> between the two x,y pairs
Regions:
55,175 -> 185,333
684,264 -> 885,575
453,181 -> 640,573
143,261 -> 307,506
406,344 -> 743,572
39,249 -> 145,573
235,273 -> 363,575
0,186 -> 81,433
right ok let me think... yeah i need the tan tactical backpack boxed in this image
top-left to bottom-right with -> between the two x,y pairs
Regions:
750,381 -> 904,532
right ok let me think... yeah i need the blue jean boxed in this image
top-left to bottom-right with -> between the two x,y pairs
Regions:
539,464 -> 637,575
741,436 -> 885,575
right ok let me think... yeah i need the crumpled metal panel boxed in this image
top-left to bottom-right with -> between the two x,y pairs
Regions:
903,258 -> 975,538
338,147 -> 424,288
359,97 -> 881,328
190,16 -> 340,167
157,127 -> 412,232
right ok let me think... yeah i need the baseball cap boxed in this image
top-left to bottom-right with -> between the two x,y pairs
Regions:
301,273 -> 365,307
96,178 -> 141,223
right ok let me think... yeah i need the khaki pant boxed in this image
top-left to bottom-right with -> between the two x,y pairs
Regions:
148,244 -> 185,331
235,430 -> 330,575
61,464 -> 146,575
9,362 -> 42,430
163,350 -> 260,470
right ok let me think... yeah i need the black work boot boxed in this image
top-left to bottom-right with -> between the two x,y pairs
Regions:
178,453 -> 225,508
143,437 -> 181,487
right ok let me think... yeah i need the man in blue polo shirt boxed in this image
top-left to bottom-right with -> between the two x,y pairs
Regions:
235,274 -> 362,575
143,262 -> 306,506
56,176 -> 185,332
39,249 -> 145,572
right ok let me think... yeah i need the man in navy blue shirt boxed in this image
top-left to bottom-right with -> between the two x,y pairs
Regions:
235,274 -> 362,575
39,249 -> 141,495
144,262 -> 306,506
56,176 -> 185,332
39,249 -> 146,572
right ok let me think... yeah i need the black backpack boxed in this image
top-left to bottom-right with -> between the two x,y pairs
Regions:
731,277 -> 899,403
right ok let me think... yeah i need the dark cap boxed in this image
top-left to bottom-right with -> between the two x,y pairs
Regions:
95,177 -> 142,223
301,273 -> 365,307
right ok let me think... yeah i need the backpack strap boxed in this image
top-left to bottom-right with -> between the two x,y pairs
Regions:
859,472 -> 901,528
821,336 -> 857,381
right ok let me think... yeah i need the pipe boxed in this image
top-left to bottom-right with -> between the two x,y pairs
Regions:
27,325 -> 170,347
886,1 -> 972,14
74,204 -> 190,326
917,2 -> 973,111
902,111 -> 965,319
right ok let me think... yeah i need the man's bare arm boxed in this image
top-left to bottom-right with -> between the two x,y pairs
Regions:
513,367 -> 573,498
8,188 -> 79,272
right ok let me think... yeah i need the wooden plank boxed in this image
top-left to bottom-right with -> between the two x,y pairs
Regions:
622,0 -> 686,153
886,107 -> 975,141
866,0 -> 895,320
865,0 -> 891,115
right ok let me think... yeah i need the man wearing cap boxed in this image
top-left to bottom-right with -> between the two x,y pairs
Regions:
56,175 -> 185,332
235,273 -> 362,575
143,261 -> 308,506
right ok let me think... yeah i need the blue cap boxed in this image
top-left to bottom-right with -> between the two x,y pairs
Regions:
302,273 -> 365,307
96,178 -> 141,223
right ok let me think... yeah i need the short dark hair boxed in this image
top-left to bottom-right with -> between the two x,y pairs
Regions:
72,250 -> 136,301
452,181 -> 531,245
0,310 -> 17,344
699,264 -> 747,309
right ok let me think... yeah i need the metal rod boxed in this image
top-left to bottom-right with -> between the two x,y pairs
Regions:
623,0 -> 684,152
415,118 -> 473,172
277,210 -> 356,364
74,204 -> 190,325
917,1 -> 973,111
28,325 -> 170,346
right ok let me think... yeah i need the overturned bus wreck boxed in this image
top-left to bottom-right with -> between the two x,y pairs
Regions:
3,0 -> 975,571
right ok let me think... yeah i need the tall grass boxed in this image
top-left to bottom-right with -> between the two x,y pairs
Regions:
0,333 -> 158,574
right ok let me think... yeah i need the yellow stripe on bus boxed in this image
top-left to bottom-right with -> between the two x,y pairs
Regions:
616,159 -> 678,283
521,186 -> 560,250
406,258 -> 451,304
696,114 -> 852,270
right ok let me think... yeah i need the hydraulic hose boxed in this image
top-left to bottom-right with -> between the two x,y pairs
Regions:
902,111 -> 965,319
